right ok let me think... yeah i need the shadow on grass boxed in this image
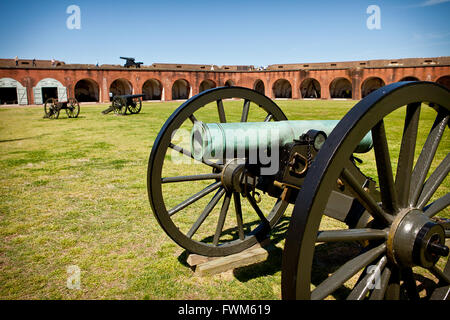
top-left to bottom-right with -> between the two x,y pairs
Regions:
233,217 -> 290,282
0,133 -> 49,143
176,216 -> 291,282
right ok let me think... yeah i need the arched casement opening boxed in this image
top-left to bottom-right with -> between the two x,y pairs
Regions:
329,77 -> 352,99
74,78 -> 99,102
300,78 -> 321,98
224,80 -> 234,87
0,78 -> 27,105
142,79 -> 162,100
109,78 -> 132,100
33,78 -> 67,104
199,79 -> 216,92
254,79 -> 265,95
399,76 -> 419,82
172,79 -> 190,100
436,75 -> 450,90
361,77 -> 385,98
272,79 -> 292,98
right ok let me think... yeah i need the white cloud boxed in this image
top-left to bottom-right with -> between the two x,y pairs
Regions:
419,0 -> 450,7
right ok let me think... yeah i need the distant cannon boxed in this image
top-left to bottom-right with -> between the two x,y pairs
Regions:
102,94 -> 144,115
120,57 -> 144,68
43,97 -> 80,119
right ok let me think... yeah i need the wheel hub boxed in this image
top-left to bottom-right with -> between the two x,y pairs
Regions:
389,209 -> 448,268
221,159 -> 245,192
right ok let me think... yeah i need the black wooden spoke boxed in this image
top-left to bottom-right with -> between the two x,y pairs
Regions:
168,181 -> 222,216
402,268 -> 420,300
169,143 -> 222,170
341,168 -> 393,225
316,229 -> 387,243
311,244 -> 386,300
369,265 -> 392,300
161,173 -> 221,184
188,114 -> 198,124
213,192 -> 232,246
187,188 -> 225,238
264,113 -> 273,122
372,120 -> 398,214
395,103 -> 421,208
423,193 -> 450,218
241,99 -> 250,122
347,256 -> 387,300
216,99 -> 226,123
233,192 -> 245,240
416,153 -> 450,209
247,194 -> 269,225
429,265 -> 450,284
384,266 -> 401,300
409,112 -> 449,207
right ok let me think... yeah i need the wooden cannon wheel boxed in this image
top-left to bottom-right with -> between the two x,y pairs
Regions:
128,97 -> 142,114
66,98 -> 80,118
44,98 -> 60,119
147,86 -> 292,257
113,96 -> 127,115
282,81 -> 450,300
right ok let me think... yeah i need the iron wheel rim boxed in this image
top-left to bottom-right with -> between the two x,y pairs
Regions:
282,81 -> 450,300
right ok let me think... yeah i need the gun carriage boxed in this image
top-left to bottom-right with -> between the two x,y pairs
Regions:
43,97 -> 80,119
102,94 -> 144,115
147,82 -> 450,300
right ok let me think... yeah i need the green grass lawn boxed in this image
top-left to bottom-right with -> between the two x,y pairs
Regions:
0,99 -> 448,299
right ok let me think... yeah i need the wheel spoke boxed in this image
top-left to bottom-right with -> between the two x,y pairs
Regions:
168,181 -> 222,216
423,193 -> 450,218
317,229 -> 387,243
384,265 -> 401,300
264,113 -> 273,122
402,268 -> 420,300
161,173 -> 221,184
429,265 -> 450,284
341,168 -> 393,225
372,120 -> 398,214
409,111 -> 449,207
169,143 -> 222,170
241,99 -> 250,122
234,192 -> 245,240
311,244 -> 386,300
247,194 -> 269,225
186,188 -> 225,238
395,103 -> 421,208
347,256 -> 387,300
369,265 -> 392,300
417,153 -> 450,209
217,99 -> 226,123
213,192 -> 232,246
189,114 -> 198,124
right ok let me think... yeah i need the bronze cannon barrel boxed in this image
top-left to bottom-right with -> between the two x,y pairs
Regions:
191,120 -> 373,160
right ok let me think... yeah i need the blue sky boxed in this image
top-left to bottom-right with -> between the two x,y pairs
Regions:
0,0 -> 449,66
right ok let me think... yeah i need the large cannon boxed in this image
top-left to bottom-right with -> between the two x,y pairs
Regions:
147,82 -> 449,300
120,57 -> 144,68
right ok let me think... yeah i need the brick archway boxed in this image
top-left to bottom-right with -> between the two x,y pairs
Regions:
361,77 -> 385,98
272,79 -> 292,98
75,78 -> 99,102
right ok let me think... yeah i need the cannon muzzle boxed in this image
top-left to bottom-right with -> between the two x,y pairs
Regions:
191,120 -> 373,160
